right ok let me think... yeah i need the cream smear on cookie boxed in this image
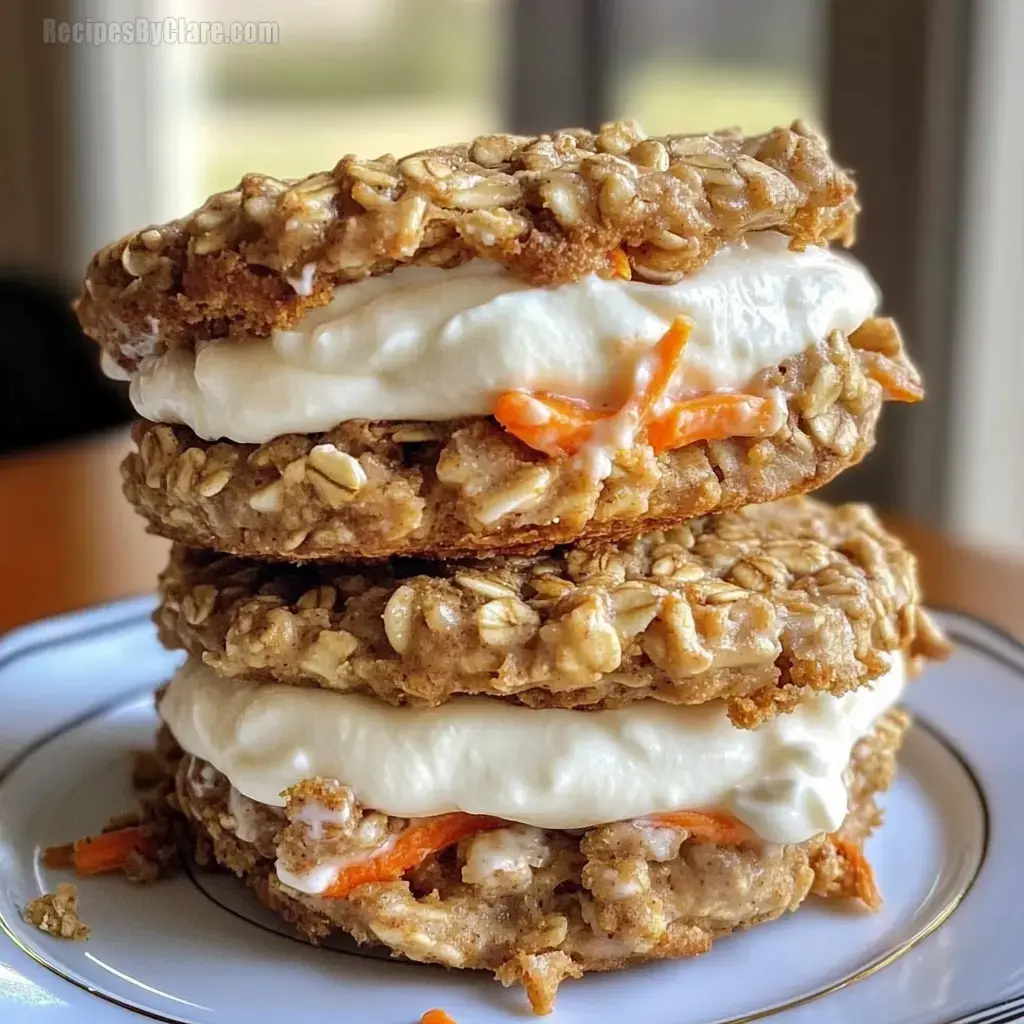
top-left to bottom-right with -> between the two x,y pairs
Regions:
123,231 -> 878,444
160,654 -> 904,861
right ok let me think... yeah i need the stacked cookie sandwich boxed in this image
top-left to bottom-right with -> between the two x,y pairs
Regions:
79,119 -> 948,1014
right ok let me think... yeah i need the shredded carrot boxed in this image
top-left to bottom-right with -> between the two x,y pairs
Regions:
833,836 -> 882,909
630,317 -> 692,425
647,809 -> 758,845
420,1011 -> 458,1024
645,392 -> 776,453
321,806 -> 758,901
41,843 -> 76,869
43,826 -> 156,877
861,353 -> 925,404
322,813 -> 503,899
609,248 -> 632,280
494,318 -> 692,456
493,390 -> 603,457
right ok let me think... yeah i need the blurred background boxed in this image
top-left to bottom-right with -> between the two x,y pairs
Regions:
0,0 -> 1021,556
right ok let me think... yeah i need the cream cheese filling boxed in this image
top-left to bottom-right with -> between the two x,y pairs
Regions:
160,655 -> 904,849
122,232 -> 878,443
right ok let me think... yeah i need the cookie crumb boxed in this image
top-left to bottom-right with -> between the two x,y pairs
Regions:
23,883 -> 90,940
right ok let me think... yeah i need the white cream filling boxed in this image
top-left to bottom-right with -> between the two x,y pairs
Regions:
460,825 -> 549,891
159,655 -> 904,848
275,857 -> 349,896
123,232 -> 878,443
226,787 -> 261,843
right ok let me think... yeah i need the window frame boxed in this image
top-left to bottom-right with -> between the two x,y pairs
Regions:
824,0 -> 973,528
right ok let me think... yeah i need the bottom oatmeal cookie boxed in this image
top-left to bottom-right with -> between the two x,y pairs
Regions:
166,710 -> 907,1015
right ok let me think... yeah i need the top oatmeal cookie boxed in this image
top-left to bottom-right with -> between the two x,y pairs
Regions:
77,119 -> 857,370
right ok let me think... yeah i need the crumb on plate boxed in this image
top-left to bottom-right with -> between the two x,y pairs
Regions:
23,882 -> 90,940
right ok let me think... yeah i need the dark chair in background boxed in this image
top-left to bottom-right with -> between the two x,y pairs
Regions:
0,275 -> 132,456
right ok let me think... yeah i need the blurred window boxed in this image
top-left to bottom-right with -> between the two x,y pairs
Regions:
185,0 -> 503,208
166,0 -> 821,213
609,0 -> 823,135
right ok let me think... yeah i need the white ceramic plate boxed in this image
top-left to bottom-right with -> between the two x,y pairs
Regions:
0,600 -> 1021,1024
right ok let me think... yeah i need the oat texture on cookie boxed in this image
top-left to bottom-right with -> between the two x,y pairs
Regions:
155,498 -> 948,724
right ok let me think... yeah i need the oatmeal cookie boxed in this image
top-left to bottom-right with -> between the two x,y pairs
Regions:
79,120 -> 856,370
155,497 -> 949,725
172,710 -> 906,1015
125,325 -> 920,562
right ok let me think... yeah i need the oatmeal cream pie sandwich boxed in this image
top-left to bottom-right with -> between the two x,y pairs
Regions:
79,119 -> 923,561
156,602 -> 944,1013
155,497 -> 947,726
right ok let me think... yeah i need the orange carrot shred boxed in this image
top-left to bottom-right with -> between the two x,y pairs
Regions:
421,1011 -> 458,1024
322,813 -> 503,899
609,248 -> 632,280
490,317 -> 786,459
645,392 -> 775,453
883,380 -> 924,403
833,836 -> 883,909
646,809 -> 757,845
862,356 -> 925,404
41,843 -> 75,869
493,390 -> 603,457
44,826 -> 156,877
631,317 -> 692,425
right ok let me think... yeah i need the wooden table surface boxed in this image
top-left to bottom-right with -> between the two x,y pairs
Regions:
1,429 -> 1022,640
